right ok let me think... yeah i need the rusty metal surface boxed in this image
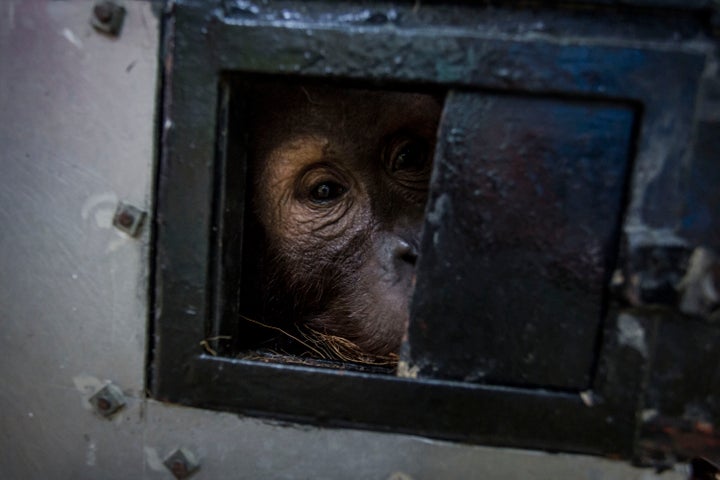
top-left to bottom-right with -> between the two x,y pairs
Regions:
637,314 -> 720,466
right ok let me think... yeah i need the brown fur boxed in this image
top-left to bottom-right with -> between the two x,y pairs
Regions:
246,83 -> 441,357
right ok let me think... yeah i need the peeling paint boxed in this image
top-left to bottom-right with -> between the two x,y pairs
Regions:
678,247 -> 719,316
617,314 -> 647,357
396,360 -> 419,378
580,390 -> 596,407
426,192 -> 450,226
642,409 -> 659,421
624,225 -> 687,250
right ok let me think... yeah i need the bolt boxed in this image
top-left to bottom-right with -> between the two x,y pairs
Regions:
89,383 -> 126,418
117,210 -> 134,228
96,397 -> 111,411
163,448 -> 200,479
171,460 -> 188,478
90,1 -> 126,36
112,202 -> 146,237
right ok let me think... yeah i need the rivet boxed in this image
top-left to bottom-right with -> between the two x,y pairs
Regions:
90,1 -> 126,36
163,448 -> 200,479
112,202 -> 146,237
89,383 -> 126,418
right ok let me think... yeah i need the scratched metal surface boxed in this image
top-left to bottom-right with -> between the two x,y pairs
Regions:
410,93 -> 636,389
0,1 -> 689,478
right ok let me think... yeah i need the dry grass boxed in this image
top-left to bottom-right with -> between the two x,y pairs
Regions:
239,315 -> 399,367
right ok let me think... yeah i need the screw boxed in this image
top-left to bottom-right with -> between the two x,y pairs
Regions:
89,383 -> 126,418
163,448 -> 200,479
112,202 -> 146,237
90,1 -> 126,36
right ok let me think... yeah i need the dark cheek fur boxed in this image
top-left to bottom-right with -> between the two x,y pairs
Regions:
263,225 -> 372,326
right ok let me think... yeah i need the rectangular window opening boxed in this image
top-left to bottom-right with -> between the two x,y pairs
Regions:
206,75 -> 637,390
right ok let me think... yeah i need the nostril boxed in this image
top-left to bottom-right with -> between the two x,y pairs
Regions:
396,238 -> 419,265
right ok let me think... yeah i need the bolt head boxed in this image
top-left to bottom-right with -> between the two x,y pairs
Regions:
117,210 -> 134,228
96,397 -> 112,411
90,1 -> 126,36
112,202 -> 146,237
164,448 -> 200,479
171,461 -> 188,477
89,383 -> 126,418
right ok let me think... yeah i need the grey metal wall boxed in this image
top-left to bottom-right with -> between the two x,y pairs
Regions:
0,1 -> 688,478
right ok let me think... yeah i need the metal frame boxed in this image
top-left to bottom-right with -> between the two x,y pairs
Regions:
152,0 -> 715,460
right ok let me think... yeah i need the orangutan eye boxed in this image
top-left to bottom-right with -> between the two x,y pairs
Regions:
390,139 -> 431,173
309,181 -> 347,203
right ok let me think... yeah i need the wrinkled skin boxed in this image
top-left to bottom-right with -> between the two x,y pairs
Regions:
248,83 -> 441,356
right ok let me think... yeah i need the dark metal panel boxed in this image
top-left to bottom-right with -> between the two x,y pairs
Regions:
567,0 -> 715,8
407,93 -> 636,389
149,309 -> 650,457
152,0 -> 716,463
179,337 -> 638,457
209,22 -> 703,99
152,6 -> 221,399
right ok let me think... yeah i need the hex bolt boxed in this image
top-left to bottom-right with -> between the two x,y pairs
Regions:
163,448 -> 200,479
90,0 -> 126,36
112,202 -> 146,237
89,383 -> 126,418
